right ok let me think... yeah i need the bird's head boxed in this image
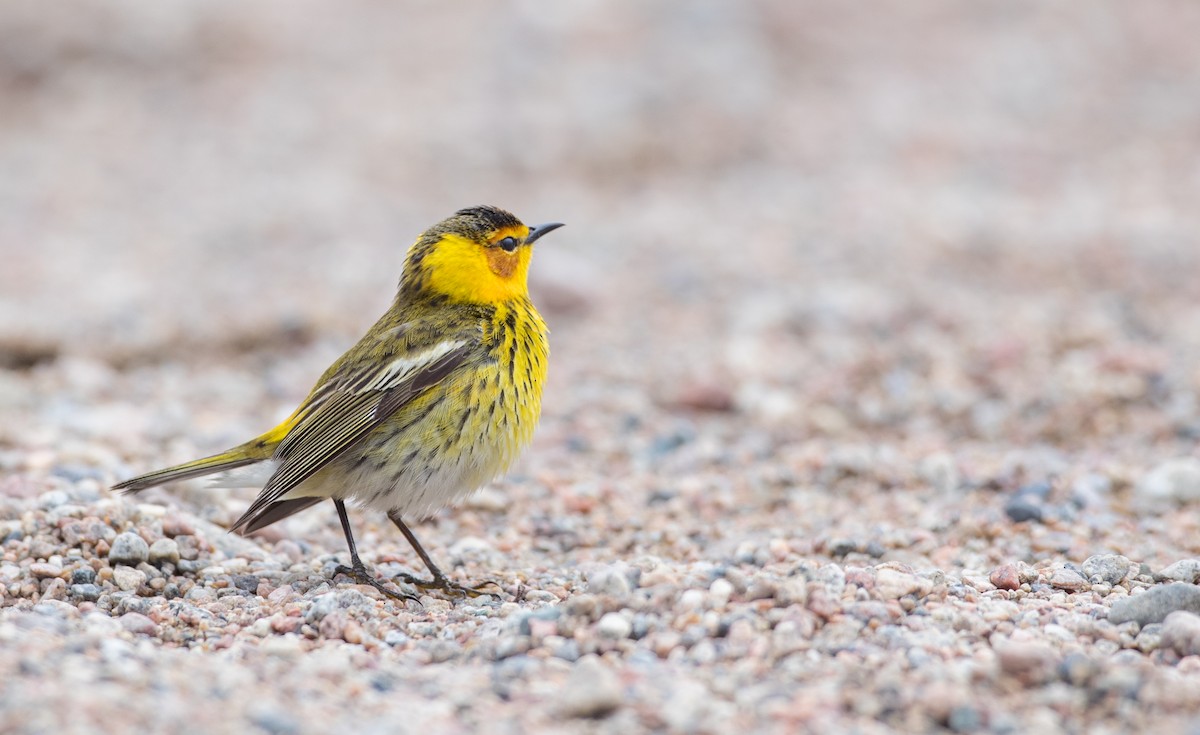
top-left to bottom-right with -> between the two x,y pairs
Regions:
401,205 -> 564,304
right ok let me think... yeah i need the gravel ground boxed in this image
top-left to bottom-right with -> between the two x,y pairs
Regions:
3,2 -> 1200,733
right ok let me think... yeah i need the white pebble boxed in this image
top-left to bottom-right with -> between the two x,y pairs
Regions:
708,578 -> 734,607
596,612 -> 632,639
678,588 -> 706,611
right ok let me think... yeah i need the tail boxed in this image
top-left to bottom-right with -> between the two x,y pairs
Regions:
113,449 -> 263,494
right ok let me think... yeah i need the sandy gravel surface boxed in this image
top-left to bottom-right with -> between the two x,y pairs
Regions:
3,2 -> 1200,733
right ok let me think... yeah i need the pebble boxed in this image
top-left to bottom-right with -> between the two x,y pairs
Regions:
1081,554 -> 1133,585
112,566 -> 147,592
1154,559 -> 1200,584
118,612 -> 158,636
1046,565 -> 1088,592
1004,496 -> 1044,523
1136,458 -> 1200,504
586,566 -> 632,598
874,568 -> 930,600
1108,583 -> 1200,626
1160,611 -> 1200,656
69,583 -> 101,602
554,655 -> 622,718
989,564 -> 1021,591
148,538 -> 181,566
108,532 -> 150,567
708,578 -> 734,607
29,563 -> 63,579
995,641 -> 1058,686
596,613 -> 632,639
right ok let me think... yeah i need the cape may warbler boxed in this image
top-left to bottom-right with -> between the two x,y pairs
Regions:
115,206 -> 563,600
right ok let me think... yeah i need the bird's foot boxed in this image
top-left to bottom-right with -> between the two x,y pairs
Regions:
334,563 -> 420,603
394,571 -> 502,599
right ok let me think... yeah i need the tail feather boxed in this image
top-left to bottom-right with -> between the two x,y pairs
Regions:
113,451 -> 261,494
233,497 -> 324,535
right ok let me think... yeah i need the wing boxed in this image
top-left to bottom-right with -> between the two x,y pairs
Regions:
230,336 -> 477,532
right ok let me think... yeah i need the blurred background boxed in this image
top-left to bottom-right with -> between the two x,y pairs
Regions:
2,0 -> 1200,504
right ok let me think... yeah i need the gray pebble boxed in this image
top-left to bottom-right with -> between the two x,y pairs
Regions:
1136,458 -> 1200,504
69,583 -> 101,602
108,532 -> 150,566
947,706 -> 981,734
554,655 -> 622,718
1160,611 -> 1200,656
1082,554 -> 1133,585
1017,481 -> 1052,499
516,607 -> 561,636
148,538 -> 181,567
70,567 -> 96,585
586,565 -> 632,598
1108,583 -> 1200,626
1004,496 -> 1044,523
1057,652 -> 1097,686
1154,559 -> 1200,584
233,575 -> 260,592
36,490 -> 70,510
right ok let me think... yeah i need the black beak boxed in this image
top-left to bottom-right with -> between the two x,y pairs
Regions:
525,222 -> 565,245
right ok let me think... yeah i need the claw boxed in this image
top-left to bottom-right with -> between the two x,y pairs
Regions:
334,563 -> 421,603
394,571 -> 500,599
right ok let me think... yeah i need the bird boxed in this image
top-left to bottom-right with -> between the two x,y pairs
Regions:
114,205 -> 562,601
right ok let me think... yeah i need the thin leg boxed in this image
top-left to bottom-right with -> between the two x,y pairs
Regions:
388,511 -> 500,598
332,500 -> 418,602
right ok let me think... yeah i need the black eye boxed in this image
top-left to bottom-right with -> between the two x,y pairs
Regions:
497,236 -> 519,252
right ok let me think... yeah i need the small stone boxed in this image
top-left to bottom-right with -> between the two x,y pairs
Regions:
1082,554 -> 1134,585
29,563 -> 63,579
596,612 -> 632,639
918,452 -> 959,493
1160,611 -> 1200,656
233,575 -> 260,593
112,566 -> 147,592
37,490 -> 70,509
996,641 -> 1057,686
1135,623 -> 1163,653
554,655 -> 622,718
1004,496 -> 1044,523
677,589 -> 706,611
108,532 -> 150,566
745,579 -> 778,601
1137,459 -> 1200,504
148,538 -> 181,566
161,515 -> 196,537
673,381 -> 736,413
1016,482 -> 1052,499
586,565 -> 632,598
1047,565 -> 1089,592
69,584 -> 101,602
118,612 -> 157,636
1108,583 -> 1200,626
775,577 -> 808,606
1155,559 -> 1200,584
70,567 -> 96,585
1058,652 -> 1098,686
989,564 -> 1021,591
828,539 -> 857,557
874,568 -> 931,600
708,578 -> 734,607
